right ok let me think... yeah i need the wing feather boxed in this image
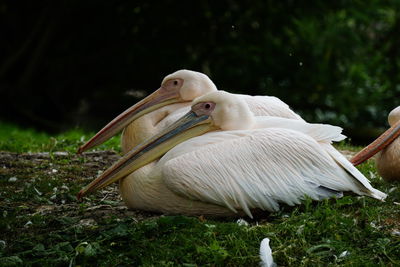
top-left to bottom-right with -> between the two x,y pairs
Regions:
159,127 -> 381,218
255,117 -> 346,143
239,94 -> 302,120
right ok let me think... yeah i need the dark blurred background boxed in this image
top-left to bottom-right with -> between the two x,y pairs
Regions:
1,0 -> 399,143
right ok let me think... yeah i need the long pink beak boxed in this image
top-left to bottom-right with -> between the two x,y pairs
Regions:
350,120 -> 400,166
77,109 -> 215,198
77,87 -> 181,154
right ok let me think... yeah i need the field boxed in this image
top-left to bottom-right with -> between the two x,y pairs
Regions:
0,121 -> 399,266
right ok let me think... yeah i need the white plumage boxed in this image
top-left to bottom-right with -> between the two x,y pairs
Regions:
111,91 -> 387,217
161,69 -> 302,120
260,238 -> 276,267
155,120 -> 384,217
236,93 -> 302,120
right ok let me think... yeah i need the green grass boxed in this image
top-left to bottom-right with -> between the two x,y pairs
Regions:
0,121 -> 120,153
0,121 -> 399,266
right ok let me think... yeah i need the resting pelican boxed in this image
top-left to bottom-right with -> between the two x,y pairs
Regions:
351,106 -> 400,181
77,69 -> 302,154
78,91 -> 386,218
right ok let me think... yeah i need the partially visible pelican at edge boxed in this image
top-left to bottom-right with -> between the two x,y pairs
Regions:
77,70 -> 302,154
78,91 -> 386,218
351,106 -> 400,181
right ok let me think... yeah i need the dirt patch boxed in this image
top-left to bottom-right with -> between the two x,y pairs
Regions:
0,151 -> 161,236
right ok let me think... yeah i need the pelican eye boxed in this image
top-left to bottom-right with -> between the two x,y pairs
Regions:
205,103 -> 211,109
173,80 -> 178,86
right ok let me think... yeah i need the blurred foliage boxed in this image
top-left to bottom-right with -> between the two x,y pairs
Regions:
0,0 -> 399,139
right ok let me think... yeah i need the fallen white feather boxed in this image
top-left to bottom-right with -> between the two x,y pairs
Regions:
236,218 -> 249,227
389,187 -> 397,193
339,250 -> 350,258
392,230 -> 400,236
34,187 -> 42,196
260,238 -> 276,267
8,177 -> 17,182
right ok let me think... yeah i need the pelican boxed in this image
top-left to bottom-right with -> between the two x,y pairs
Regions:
77,91 -> 386,218
77,69 -> 302,154
351,106 -> 400,181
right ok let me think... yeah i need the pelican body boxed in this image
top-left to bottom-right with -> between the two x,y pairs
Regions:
351,106 -> 400,181
78,91 -> 386,218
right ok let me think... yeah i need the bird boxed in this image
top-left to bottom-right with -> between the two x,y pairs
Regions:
350,106 -> 400,181
77,69 -> 302,154
77,91 -> 386,218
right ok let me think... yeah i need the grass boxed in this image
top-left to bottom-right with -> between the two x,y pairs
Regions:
0,121 -> 120,153
0,121 -> 399,266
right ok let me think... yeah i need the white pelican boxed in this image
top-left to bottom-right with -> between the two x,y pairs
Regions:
77,69 -> 302,154
77,91 -> 386,218
351,106 -> 400,181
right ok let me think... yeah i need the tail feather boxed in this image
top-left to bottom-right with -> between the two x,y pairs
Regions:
324,144 -> 387,200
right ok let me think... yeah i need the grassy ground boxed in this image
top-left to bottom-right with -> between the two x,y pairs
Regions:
0,121 -> 399,266
0,122 -> 121,153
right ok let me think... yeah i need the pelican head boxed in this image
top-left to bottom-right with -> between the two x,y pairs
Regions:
192,91 -> 255,131
77,91 -> 254,198
388,106 -> 400,127
162,70 -> 217,101
77,70 -> 217,153
350,106 -> 400,166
